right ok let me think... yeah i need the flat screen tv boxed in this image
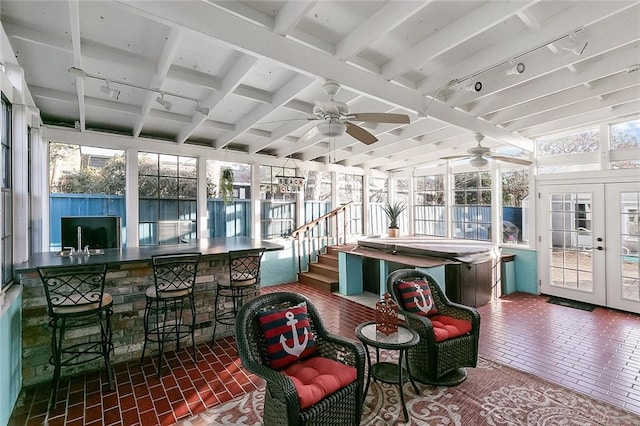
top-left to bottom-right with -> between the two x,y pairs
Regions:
61,216 -> 121,250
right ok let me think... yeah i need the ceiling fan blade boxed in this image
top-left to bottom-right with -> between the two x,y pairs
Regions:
440,154 -> 471,160
297,126 -> 319,144
345,121 -> 378,145
489,155 -> 532,166
259,117 -> 317,125
347,113 -> 410,124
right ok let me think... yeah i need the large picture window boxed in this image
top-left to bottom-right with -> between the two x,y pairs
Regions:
452,171 -> 491,241
138,152 -> 197,245
49,143 -> 126,250
338,173 -> 363,236
414,175 -> 445,237
260,165 -> 297,239
205,160 -> 251,237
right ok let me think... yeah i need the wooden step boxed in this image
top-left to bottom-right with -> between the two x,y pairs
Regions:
297,271 -> 338,293
308,262 -> 338,280
317,254 -> 338,268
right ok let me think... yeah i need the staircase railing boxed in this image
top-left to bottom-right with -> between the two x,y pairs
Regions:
291,202 -> 352,274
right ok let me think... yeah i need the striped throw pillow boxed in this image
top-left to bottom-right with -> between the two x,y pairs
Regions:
397,279 -> 438,316
257,302 -> 317,369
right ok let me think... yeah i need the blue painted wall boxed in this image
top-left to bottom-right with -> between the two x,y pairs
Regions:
261,240 -> 298,286
501,247 -> 538,294
0,286 -> 22,426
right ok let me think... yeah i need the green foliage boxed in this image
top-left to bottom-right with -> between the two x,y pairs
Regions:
382,201 -> 406,228
55,153 -> 126,195
502,170 -> 529,207
220,168 -> 234,203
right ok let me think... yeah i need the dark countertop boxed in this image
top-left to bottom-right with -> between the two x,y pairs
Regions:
15,237 -> 284,274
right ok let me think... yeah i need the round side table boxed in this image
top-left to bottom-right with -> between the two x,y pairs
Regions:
355,321 -> 420,422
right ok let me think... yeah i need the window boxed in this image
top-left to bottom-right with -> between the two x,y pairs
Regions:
337,173 -> 363,236
452,172 -> 491,241
205,160 -> 251,237
611,119 -> 640,169
501,169 -> 529,244
138,152 -> 197,245
414,175 -> 445,237
1,94 -> 12,290
260,165 -> 297,239
304,170 -> 332,221
49,143 -> 126,250
537,128 -> 599,157
368,177 -> 387,235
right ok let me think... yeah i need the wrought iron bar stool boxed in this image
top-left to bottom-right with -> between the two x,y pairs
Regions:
37,263 -> 114,409
141,252 -> 201,377
212,250 -> 263,342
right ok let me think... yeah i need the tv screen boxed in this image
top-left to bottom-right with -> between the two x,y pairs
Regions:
61,216 -> 121,250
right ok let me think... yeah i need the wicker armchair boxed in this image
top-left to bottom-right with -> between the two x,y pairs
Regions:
387,269 -> 481,386
235,292 -> 366,426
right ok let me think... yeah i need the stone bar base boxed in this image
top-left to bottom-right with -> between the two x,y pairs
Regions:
20,253 -> 245,386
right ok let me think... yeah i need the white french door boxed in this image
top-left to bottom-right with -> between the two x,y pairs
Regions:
539,182 -> 640,313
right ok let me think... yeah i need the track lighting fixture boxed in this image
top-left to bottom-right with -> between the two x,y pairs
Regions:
155,94 -> 173,111
100,81 -> 120,100
194,103 -> 210,115
505,62 -> 525,76
68,67 -> 208,115
464,81 -> 482,92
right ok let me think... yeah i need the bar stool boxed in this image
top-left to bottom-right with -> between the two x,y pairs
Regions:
141,252 -> 201,377
37,263 -> 114,409
212,251 -> 263,342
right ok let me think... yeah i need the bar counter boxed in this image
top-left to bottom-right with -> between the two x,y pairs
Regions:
16,237 -> 283,386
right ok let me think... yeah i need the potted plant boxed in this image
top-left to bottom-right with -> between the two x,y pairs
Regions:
220,168 -> 234,203
382,201 -> 406,237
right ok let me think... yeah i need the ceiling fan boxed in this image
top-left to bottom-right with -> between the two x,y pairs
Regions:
441,133 -> 532,167
297,80 -> 410,145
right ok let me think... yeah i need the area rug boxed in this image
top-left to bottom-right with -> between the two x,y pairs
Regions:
179,357 -> 639,425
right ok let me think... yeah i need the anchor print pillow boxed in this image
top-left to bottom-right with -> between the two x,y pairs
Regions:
397,279 -> 438,316
257,302 -> 318,369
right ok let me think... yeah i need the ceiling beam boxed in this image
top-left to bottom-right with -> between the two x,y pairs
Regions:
273,1 -> 317,35
68,0 -> 85,131
335,1 -> 431,60
117,0 -> 533,151
133,27 -> 183,137
382,1 -> 536,80
214,73 -> 313,149
177,54 -> 258,144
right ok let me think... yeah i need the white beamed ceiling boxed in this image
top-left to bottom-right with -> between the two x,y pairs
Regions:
1,0 -> 639,172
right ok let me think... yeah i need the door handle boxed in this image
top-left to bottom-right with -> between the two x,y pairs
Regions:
583,246 -> 604,251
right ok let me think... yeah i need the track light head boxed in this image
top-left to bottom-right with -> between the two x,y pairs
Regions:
100,81 -> 120,100
465,81 -> 482,92
194,104 -> 210,115
155,94 -> 172,111
506,62 -> 525,75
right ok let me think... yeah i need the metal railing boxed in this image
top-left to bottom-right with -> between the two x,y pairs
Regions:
291,202 -> 353,274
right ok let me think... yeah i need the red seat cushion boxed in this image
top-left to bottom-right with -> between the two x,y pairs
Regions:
429,315 -> 473,342
396,279 -> 438,316
281,357 -> 357,409
257,302 -> 318,369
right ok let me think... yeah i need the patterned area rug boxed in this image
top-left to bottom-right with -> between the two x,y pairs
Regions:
180,357 -> 639,425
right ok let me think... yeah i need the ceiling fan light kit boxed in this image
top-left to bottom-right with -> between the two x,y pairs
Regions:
317,119 -> 347,137
469,156 -> 489,168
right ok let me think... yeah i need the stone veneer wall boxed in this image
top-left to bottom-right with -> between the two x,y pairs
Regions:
19,253 -> 240,386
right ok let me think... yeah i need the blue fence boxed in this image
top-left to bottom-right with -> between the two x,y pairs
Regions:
50,194 -> 125,250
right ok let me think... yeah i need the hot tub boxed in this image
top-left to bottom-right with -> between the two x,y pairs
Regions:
357,236 -> 499,307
